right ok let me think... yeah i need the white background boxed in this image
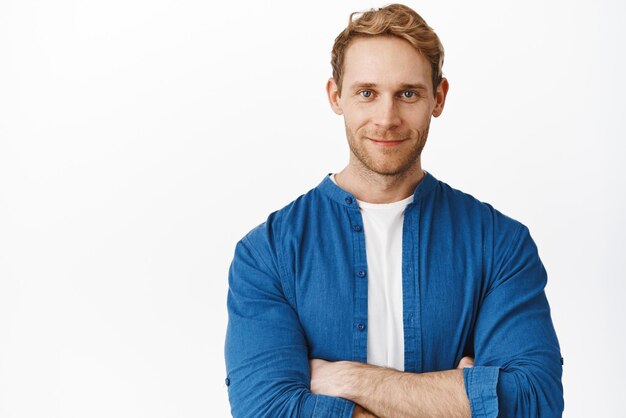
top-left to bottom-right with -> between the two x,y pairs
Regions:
1,0 -> 624,417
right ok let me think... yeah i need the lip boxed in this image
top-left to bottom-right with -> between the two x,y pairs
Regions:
367,137 -> 405,147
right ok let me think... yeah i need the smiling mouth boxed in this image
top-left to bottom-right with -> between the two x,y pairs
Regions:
368,137 -> 405,147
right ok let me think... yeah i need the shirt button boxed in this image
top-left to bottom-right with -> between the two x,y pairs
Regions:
356,323 -> 366,331
225,378 -> 230,386
357,270 -> 366,278
345,197 -> 353,205
352,225 -> 362,232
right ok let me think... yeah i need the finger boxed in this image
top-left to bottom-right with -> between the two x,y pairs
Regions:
456,356 -> 475,369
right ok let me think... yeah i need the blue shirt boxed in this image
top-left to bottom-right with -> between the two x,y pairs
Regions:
225,172 -> 564,417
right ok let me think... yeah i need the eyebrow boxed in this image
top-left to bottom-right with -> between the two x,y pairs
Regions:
349,82 -> 429,91
400,83 -> 429,91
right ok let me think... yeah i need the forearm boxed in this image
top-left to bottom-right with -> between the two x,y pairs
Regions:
313,361 -> 470,418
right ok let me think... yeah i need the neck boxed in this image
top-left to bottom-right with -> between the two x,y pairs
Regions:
335,159 -> 425,204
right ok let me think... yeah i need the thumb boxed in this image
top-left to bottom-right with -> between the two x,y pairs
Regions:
457,356 -> 475,369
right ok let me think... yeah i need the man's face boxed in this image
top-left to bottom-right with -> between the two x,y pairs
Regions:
327,36 -> 447,177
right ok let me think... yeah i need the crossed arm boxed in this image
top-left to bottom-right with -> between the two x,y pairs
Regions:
226,224 -> 563,417
310,356 -> 476,418
225,237 -> 476,417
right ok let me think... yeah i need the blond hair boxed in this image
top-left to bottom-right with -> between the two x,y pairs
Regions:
331,4 -> 444,96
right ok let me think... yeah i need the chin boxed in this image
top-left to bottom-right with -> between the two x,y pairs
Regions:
368,160 -> 419,177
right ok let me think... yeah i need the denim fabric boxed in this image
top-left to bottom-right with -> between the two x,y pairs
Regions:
225,172 -> 564,417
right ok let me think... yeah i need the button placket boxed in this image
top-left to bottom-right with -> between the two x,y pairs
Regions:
346,202 -> 368,363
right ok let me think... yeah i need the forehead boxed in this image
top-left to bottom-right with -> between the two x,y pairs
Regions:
342,36 -> 432,90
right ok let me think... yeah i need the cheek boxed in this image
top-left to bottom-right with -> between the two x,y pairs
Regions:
402,108 -> 432,128
342,106 -> 369,131
342,116 -> 364,135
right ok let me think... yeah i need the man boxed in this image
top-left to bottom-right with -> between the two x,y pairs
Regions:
225,4 -> 563,417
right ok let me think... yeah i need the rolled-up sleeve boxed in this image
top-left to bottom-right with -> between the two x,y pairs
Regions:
225,225 -> 355,418
464,222 -> 564,417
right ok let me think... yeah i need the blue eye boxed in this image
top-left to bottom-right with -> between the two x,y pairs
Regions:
402,91 -> 415,98
360,90 -> 373,98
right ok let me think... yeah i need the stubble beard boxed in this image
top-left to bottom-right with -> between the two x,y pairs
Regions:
345,123 -> 430,178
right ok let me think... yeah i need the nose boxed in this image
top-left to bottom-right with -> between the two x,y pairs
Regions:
372,95 -> 401,130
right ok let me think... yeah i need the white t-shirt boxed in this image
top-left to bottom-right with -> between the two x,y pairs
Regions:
331,174 -> 412,371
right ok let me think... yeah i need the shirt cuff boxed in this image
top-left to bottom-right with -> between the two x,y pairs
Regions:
463,366 -> 500,418
312,394 -> 355,418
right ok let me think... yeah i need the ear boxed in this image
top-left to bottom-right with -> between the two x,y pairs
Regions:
432,77 -> 449,118
326,77 -> 343,115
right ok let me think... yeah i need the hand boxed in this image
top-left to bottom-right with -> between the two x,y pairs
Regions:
353,404 -> 378,417
310,359 -> 379,417
456,356 -> 474,369
309,358 -> 348,398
